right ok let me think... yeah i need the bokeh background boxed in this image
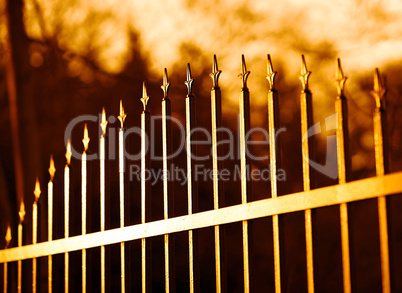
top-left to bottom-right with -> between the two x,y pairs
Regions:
0,0 -> 402,291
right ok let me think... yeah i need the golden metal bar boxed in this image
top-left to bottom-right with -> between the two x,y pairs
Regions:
118,100 -> 127,293
299,55 -> 315,293
82,125 -> 89,293
238,55 -> 252,293
161,68 -> 175,293
48,156 -> 55,293
141,82 -> 152,293
210,55 -> 226,293
65,141 -> 71,293
2,262 -> 6,293
334,58 -> 352,293
371,68 -> 391,293
32,178 -> 40,293
267,54 -> 282,293
17,202 -> 24,293
185,64 -> 199,293
1,172 -> 401,264
100,108 -> 108,293
3,225 -> 11,293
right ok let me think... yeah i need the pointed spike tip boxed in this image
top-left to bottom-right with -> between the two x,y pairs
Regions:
210,54 -> 222,88
266,54 -> 277,91
161,68 -> 171,100
140,81 -> 150,111
238,54 -> 250,89
117,100 -> 127,128
19,201 -> 25,223
372,67 -> 386,109
241,54 -> 247,74
5,224 -> 11,248
334,57 -> 347,97
299,54 -> 311,91
65,140 -> 72,165
184,64 -> 194,95
82,124 -> 90,151
49,155 -> 56,180
33,177 -> 41,201
213,54 -> 218,73
186,63 -> 192,81
100,107 -> 108,135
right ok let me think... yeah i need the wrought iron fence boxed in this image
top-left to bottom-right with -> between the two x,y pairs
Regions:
0,54 -> 401,293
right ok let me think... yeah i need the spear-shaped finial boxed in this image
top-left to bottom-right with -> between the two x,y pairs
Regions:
209,54 -> 222,88
5,224 -> 11,248
266,54 -> 277,91
49,155 -> 56,181
141,81 -> 150,111
117,100 -> 127,128
33,177 -> 41,202
161,68 -> 171,100
335,58 -> 347,97
19,201 -> 25,224
299,55 -> 311,91
184,63 -> 194,95
238,54 -> 250,89
371,68 -> 387,109
100,107 -> 108,135
65,140 -> 72,165
82,124 -> 90,152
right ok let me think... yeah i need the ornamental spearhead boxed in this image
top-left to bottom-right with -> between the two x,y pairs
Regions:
184,63 -> 194,95
100,108 -> 108,135
238,54 -> 250,89
33,177 -> 41,202
5,224 -> 11,248
140,82 -> 150,111
371,68 -> 386,110
117,100 -> 127,128
65,140 -> 72,165
49,155 -> 56,181
266,54 -> 277,91
19,201 -> 25,224
82,124 -> 90,152
161,68 -> 171,100
209,54 -> 221,88
334,58 -> 347,97
299,55 -> 311,92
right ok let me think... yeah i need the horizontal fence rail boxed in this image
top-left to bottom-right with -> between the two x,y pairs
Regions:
0,54 -> 400,293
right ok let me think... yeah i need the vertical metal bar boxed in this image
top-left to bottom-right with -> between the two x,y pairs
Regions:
140,83 -> 152,293
210,55 -> 226,293
118,101 -> 127,293
48,156 -> 56,293
32,178 -> 41,293
334,58 -> 352,293
161,69 -> 175,293
4,225 -> 11,293
371,68 -> 391,293
185,64 -> 199,293
82,125 -> 90,293
2,262 -> 6,293
65,141 -> 72,293
299,55 -> 315,293
100,109 -> 108,293
17,202 -> 24,293
266,55 -> 282,293
238,55 -> 252,293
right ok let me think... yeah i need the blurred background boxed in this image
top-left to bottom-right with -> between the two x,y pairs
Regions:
0,0 -> 402,291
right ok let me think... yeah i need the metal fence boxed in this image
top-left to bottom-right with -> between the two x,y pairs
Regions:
0,54 -> 401,293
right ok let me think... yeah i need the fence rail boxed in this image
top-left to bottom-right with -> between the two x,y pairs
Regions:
0,54 -> 400,293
